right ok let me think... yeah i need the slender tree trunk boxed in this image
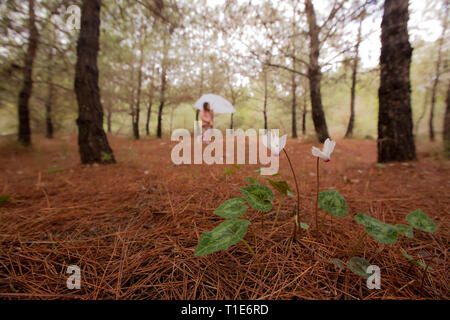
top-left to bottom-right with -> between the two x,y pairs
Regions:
263,67 -> 268,131
377,0 -> 416,162
305,0 -> 329,143
45,23 -> 55,139
106,108 -> 112,133
157,33 -> 168,139
414,88 -> 430,138
18,0 -> 39,146
302,80 -> 307,135
134,54 -> 143,140
74,0 -> 115,164
292,71 -> 297,138
291,7 -> 298,139
443,81 -> 450,158
345,17 -> 363,139
146,90 -> 153,136
429,0 -> 448,141
444,80 -> 450,157
230,113 -> 234,130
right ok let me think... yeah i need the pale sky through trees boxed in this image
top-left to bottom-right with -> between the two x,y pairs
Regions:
208,0 -> 445,68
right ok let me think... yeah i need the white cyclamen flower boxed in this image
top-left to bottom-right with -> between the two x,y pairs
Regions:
262,131 -> 287,156
312,138 -> 336,162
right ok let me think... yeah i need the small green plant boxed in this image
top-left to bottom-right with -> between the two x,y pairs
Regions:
240,184 -> 274,230
0,195 -> 10,206
195,183 -> 275,269
311,138 -> 336,232
267,179 -> 293,228
317,190 -> 348,232
223,167 -> 234,176
45,167 -> 65,174
101,151 -> 113,162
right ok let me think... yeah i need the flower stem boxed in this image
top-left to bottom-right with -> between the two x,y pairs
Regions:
282,149 -> 300,239
273,194 -> 284,229
242,239 -> 263,270
315,157 -> 320,232
317,212 -> 328,232
351,232 -> 367,257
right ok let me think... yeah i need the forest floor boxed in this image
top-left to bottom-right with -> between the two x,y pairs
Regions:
0,133 -> 448,300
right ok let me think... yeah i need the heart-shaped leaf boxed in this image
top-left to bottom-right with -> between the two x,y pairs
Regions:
0,195 -> 10,206
214,198 -> 248,219
194,219 -> 251,256
268,179 -> 293,197
346,257 -> 371,279
354,213 -> 398,244
240,184 -> 274,213
245,177 -> 259,184
318,190 -> 348,218
332,258 -> 345,270
395,224 -> 414,238
406,209 -> 437,233
400,249 -> 434,271
300,222 -> 310,230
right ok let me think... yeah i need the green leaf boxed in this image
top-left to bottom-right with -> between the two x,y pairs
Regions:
376,163 -> 386,169
267,179 -> 293,197
214,198 -> 248,219
331,258 -> 345,270
254,169 -> 261,173
224,167 -> 234,176
346,257 -> 371,279
240,184 -> 274,213
354,213 -> 398,244
194,219 -> 251,256
45,168 -> 65,173
400,249 -> 434,271
318,190 -> 348,218
406,209 -> 437,233
245,177 -> 259,184
232,164 -> 241,170
395,224 -> 414,238
0,195 -> 10,206
300,222 -> 310,230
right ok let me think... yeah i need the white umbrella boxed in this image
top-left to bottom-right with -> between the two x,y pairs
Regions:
194,94 -> 234,114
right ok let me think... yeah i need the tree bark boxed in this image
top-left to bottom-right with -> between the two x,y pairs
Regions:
263,67 -> 268,131
302,88 -> 307,135
18,0 -> 39,146
45,22 -> 55,139
157,32 -> 168,139
146,89 -> 153,136
74,0 -> 115,164
444,81 -> 450,158
377,0 -> 416,162
429,0 -> 448,141
305,0 -> 329,143
345,17 -> 363,139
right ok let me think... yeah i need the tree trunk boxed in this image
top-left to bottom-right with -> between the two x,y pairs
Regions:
74,0 -> 115,164
291,72 -> 297,138
146,90 -> 153,136
444,81 -> 450,158
263,67 -> 268,131
106,108 -> 112,133
305,0 -> 329,143
377,0 -> 416,162
429,0 -> 448,141
345,17 -> 363,139
45,23 -> 55,139
133,56 -> 143,140
18,0 -> 39,146
230,113 -> 234,130
302,88 -> 307,135
157,34 -> 168,139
